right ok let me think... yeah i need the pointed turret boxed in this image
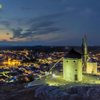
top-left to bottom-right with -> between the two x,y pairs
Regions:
82,35 -> 88,71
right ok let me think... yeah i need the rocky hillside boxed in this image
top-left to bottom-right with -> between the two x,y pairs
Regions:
1,83 -> 100,100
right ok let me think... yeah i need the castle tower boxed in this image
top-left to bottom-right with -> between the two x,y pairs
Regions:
63,49 -> 82,81
82,35 -> 88,71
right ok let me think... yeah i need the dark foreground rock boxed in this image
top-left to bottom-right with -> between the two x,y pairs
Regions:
7,88 -> 39,100
1,83 -> 100,100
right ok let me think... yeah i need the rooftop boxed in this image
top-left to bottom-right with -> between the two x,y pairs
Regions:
64,49 -> 81,59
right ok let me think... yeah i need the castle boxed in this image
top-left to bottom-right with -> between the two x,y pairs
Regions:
63,35 -> 98,81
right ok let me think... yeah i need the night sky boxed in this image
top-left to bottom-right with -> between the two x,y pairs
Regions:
0,0 -> 100,46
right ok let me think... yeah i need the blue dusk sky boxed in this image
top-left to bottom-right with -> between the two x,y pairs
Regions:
0,0 -> 100,46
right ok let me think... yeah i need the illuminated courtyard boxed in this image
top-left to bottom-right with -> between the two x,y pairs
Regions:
27,72 -> 100,87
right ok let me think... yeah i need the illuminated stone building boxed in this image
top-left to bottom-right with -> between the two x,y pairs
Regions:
86,58 -> 97,74
63,35 -> 98,82
63,49 -> 82,81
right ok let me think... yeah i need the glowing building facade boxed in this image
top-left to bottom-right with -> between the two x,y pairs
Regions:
63,49 -> 82,81
87,58 -> 97,74
62,35 -> 98,82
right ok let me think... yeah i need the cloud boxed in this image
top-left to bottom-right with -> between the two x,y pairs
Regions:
10,20 -> 61,41
0,20 -> 11,28
11,28 -> 23,39
11,26 -> 61,40
0,27 -> 6,30
0,11 -> 65,42
27,12 -> 67,24
28,21 -> 56,31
